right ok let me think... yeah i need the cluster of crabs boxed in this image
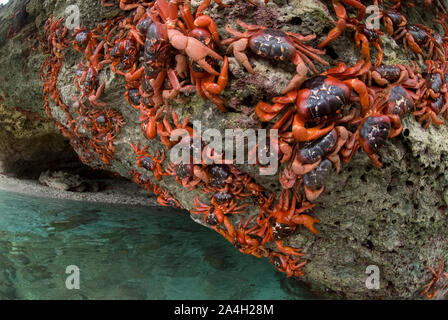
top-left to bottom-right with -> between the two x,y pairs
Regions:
41,16 -> 126,168
36,0 -> 448,297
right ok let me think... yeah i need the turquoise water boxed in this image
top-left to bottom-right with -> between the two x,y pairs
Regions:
0,190 -> 314,299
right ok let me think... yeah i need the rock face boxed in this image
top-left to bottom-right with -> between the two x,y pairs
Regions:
0,0 -> 447,299
0,1 -> 77,177
38,170 -> 88,192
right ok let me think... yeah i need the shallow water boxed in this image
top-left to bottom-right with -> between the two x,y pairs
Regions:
0,190 -> 315,299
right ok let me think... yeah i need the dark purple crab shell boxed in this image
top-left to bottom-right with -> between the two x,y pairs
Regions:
139,155 -> 155,171
249,29 -> 296,61
388,85 -> 413,116
373,65 -> 402,83
303,159 -> 332,190
95,113 -> 107,125
431,95 -> 445,112
175,161 -> 194,179
361,26 -> 380,42
137,18 -> 151,35
205,207 -> 219,226
83,68 -> 96,90
297,128 -> 338,164
144,22 -> 171,77
423,72 -> 444,94
208,164 -> 230,187
127,89 -> 141,106
74,30 -> 89,47
212,191 -> 233,203
360,116 -> 391,153
384,10 -> 405,27
271,255 -> 283,269
270,219 -> 295,241
301,75 -> 349,122
407,25 -> 430,45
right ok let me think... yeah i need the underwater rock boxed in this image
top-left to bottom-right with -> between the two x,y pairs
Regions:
0,0 -> 447,300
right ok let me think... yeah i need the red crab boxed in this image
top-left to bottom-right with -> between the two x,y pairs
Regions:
153,184 -> 184,208
268,250 -> 307,277
139,107 -> 165,140
379,10 -> 407,37
87,109 -> 126,135
234,216 -> 268,258
366,63 -> 423,88
252,189 -> 319,256
317,0 -> 367,47
43,15 -> 70,59
421,260 -> 448,299
319,17 -> 383,66
291,126 -> 349,176
248,132 -> 294,171
372,84 -> 418,118
342,98 -> 402,167
74,64 -> 108,107
413,61 -> 448,128
137,18 -> 188,106
166,161 -> 211,189
158,110 -> 194,148
179,2 -> 229,111
394,24 -> 445,62
235,172 -> 264,197
110,38 -> 140,75
212,214 -> 268,258
191,196 -> 248,233
129,141 -> 168,180
73,28 -> 95,55
222,20 -> 328,94
101,0 -> 151,11
151,0 -> 224,75
256,60 -> 370,142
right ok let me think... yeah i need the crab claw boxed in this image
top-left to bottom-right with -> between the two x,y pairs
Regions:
167,29 -> 222,76
292,214 -> 320,234
255,101 -> 287,122
194,15 -> 220,45
292,114 -> 335,142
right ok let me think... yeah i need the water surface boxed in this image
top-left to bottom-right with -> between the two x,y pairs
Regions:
0,190 -> 314,299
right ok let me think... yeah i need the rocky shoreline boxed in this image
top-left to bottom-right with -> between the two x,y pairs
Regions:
0,174 -> 160,207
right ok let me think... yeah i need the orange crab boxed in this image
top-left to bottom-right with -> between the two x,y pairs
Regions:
191,196 -> 248,232
421,260 -> 448,299
179,1 -> 229,111
256,60 -> 370,142
129,140 -> 168,180
222,20 -> 328,94
251,189 -> 319,256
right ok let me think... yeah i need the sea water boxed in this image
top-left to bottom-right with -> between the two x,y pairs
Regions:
0,190 -> 315,299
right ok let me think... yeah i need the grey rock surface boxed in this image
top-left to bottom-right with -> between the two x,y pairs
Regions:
0,0 -> 447,299
38,170 -> 87,191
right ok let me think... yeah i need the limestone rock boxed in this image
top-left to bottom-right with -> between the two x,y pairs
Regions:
0,0 -> 447,299
38,170 -> 87,192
